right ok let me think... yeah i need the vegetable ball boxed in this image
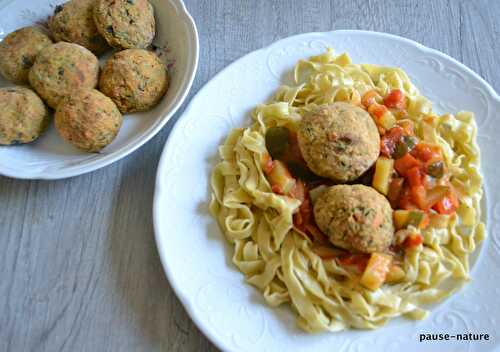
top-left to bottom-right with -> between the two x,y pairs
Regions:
99,49 -> 168,113
29,42 -> 99,109
314,184 -> 394,253
297,102 -> 380,182
0,27 -> 52,83
49,0 -> 109,55
55,89 -> 122,152
93,0 -> 155,49
0,87 -> 49,145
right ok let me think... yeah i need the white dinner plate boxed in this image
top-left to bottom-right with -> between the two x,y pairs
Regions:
154,30 -> 500,352
0,0 -> 198,179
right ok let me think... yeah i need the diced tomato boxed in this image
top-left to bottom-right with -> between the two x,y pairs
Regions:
404,233 -> 424,248
433,190 -> 459,215
380,126 -> 404,157
412,143 -> 442,162
338,254 -> 370,272
394,153 -> 421,177
361,90 -> 381,107
368,103 -> 388,120
410,185 -> 427,210
406,167 -> 423,187
399,185 -> 418,210
385,126 -> 405,139
387,177 -> 405,208
383,89 -> 406,109
406,167 -> 427,210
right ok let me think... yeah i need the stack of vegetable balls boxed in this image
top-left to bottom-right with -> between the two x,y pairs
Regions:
0,0 -> 168,152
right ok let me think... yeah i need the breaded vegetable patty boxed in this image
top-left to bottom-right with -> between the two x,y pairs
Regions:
0,27 -> 52,83
314,184 -> 394,254
0,87 -> 49,145
49,0 -> 109,54
93,0 -> 155,49
55,89 -> 122,152
29,42 -> 99,109
297,102 -> 380,182
99,49 -> 168,113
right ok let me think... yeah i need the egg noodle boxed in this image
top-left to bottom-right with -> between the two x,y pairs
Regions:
209,49 -> 485,332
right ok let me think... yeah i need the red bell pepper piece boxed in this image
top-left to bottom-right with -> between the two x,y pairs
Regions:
384,89 -> 406,109
399,185 -> 418,210
338,254 -> 370,272
394,153 -> 421,177
412,143 -> 442,162
404,233 -> 424,248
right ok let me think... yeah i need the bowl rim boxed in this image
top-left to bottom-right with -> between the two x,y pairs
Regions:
153,29 -> 500,352
0,0 -> 199,180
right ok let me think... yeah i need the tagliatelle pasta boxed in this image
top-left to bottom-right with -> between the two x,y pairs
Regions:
209,49 -> 485,332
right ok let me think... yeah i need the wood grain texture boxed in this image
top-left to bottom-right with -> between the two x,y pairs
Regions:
0,0 -> 499,351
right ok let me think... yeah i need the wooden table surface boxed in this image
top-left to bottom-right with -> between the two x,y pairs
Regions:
1,0 -> 499,351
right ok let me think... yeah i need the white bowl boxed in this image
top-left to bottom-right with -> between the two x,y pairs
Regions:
154,30 -> 500,352
0,0 -> 198,179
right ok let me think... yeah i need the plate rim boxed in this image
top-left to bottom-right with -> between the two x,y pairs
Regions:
153,29 -> 500,352
0,0 -> 199,180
